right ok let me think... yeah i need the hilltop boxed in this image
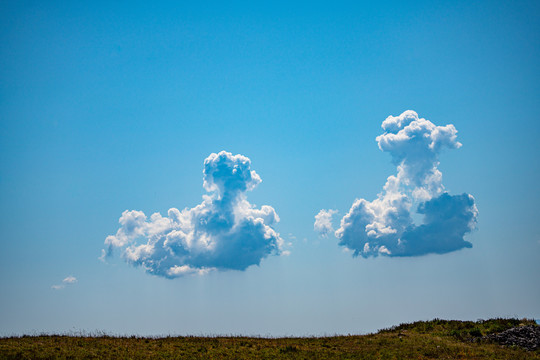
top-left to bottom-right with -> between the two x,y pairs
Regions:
1,318 -> 538,359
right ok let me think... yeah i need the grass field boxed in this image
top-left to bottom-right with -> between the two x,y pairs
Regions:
1,318 -> 538,359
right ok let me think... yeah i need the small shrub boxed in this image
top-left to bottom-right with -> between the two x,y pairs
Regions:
279,345 -> 298,353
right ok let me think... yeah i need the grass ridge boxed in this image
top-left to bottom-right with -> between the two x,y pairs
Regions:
1,318 -> 538,359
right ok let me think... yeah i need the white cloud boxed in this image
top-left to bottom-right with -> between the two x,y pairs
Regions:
104,151 -> 285,278
327,110 -> 477,258
166,265 -> 213,277
62,276 -> 77,284
314,209 -> 338,237
52,275 -> 77,290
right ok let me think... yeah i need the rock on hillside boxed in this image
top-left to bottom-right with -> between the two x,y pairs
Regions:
485,325 -> 540,351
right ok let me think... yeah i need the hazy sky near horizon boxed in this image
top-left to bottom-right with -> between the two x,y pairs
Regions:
1,0 -> 539,336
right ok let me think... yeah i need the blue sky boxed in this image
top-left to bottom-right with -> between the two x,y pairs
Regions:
1,0 -> 539,336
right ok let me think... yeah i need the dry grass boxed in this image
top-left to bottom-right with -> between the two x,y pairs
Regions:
1,318 -> 538,359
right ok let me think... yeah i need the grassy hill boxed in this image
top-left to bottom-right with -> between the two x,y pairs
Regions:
1,318 -> 538,359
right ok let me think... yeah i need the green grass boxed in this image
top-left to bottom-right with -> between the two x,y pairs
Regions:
1,318 -> 538,359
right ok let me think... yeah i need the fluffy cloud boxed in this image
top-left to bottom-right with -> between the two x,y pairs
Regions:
103,151 -> 284,278
52,276 -> 78,290
314,209 -> 338,237
327,110 -> 477,257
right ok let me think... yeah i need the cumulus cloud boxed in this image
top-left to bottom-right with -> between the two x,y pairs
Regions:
314,209 -> 338,237
103,151 -> 284,278
326,110 -> 477,258
52,276 -> 78,290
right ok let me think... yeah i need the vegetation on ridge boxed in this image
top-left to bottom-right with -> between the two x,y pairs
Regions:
1,318 -> 538,359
